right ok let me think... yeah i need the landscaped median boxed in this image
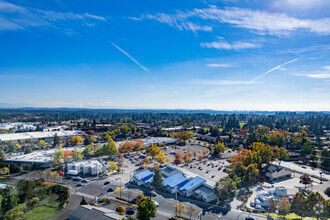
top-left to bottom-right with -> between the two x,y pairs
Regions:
0,179 -> 70,220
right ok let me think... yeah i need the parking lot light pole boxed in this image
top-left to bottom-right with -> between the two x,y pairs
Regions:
175,186 -> 178,216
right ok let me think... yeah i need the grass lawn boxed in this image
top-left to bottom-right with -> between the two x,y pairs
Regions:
264,212 -> 302,219
24,205 -> 58,220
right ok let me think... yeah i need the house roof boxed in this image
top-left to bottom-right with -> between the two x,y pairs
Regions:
179,176 -> 206,192
164,173 -> 187,188
133,169 -> 154,181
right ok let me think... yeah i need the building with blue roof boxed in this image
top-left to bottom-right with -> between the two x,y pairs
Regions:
179,176 -> 206,197
164,173 -> 189,194
133,169 -> 154,188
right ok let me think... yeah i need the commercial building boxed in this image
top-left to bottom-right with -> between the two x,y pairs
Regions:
69,205 -> 124,220
254,186 -> 293,208
164,173 -> 188,194
67,159 -> 107,176
264,164 -> 291,182
4,151 -> 54,168
179,176 -> 206,197
193,183 -> 217,202
0,130 -> 84,144
133,169 -> 154,187
161,166 -> 182,178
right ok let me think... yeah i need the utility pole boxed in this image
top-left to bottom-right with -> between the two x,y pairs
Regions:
175,186 -> 178,217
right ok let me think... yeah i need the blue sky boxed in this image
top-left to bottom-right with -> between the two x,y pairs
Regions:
0,0 -> 329,111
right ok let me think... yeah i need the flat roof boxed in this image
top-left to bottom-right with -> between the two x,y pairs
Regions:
164,173 -> 187,188
0,130 -> 84,142
134,169 -> 154,181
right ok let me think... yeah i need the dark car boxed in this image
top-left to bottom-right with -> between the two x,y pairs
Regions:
76,183 -> 84,187
143,191 -> 156,197
245,217 -> 256,220
65,176 -> 72,179
104,181 -> 110,185
81,179 -> 89,183
73,177 -> 82,181
107,188 -> 114,192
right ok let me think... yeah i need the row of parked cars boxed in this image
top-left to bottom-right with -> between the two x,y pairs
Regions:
65,175 -> 89,187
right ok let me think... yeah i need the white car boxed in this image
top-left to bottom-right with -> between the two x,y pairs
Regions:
153,200 -> 159,207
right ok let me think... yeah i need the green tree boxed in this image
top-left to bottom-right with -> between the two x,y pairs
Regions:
16,179 -> 36,201
278,147 -> 289,165
0,150 -> 5,161
82,144 -> 93,158
137,197 -> 157,220
250,142 -> 273,168
215,177 -> 237,204
306,192 -> 327,219
243,164 -> 259,189
103,139 -> 119,157
1,186 -> 18,213
291,192 -> 307,219
214,142 -> 227,156
53,133 -> 60,147
151,168 -> 163,190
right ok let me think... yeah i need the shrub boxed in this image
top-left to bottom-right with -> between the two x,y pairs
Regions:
4,203 -> 28,220
28,197 -> 40,206
325,187 -> 330,197
116,205 -> 126,215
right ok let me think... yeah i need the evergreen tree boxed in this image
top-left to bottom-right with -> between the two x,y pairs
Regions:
291,192 -> 307,218
151,168 -> 163,190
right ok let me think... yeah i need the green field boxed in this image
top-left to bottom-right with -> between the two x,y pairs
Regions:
24,205 -> 58,220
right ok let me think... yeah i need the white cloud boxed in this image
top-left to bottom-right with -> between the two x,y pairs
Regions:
206,63 -> 230,67
294,65 -> 330,79
139,6 -> 330,36
201,40 -> 261,50
306,73 -> 330,79
0,1 -> 106,32
136,13 -> 212,34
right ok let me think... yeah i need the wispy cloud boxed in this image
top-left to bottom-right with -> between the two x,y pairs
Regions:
295,66 -> 330,79
246,57 -> 300,84
130,13 -> 212,34
201,40 -> 261,50
0,1 -> 106,32
189,79 -> 254,85
111,42 -> 149,71
135,6 -> 330,36
206,63 -> 231,67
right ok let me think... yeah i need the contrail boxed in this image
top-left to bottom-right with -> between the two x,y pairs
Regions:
246,57 -> 300,84
111,42 -> 149,71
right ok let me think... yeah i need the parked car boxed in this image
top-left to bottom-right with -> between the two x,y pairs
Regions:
245,217 -> 255,220
107,188 -> 114,192
81,179 -> 89,183
104,181 -> 110,185
76,183 -> 84,187
153,200 -> 159,207
73,177 -> 82,181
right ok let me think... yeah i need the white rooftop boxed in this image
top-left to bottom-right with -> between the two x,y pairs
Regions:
0,130 -> 83,142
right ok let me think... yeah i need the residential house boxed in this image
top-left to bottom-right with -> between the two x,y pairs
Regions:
264,164 -> 291,182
